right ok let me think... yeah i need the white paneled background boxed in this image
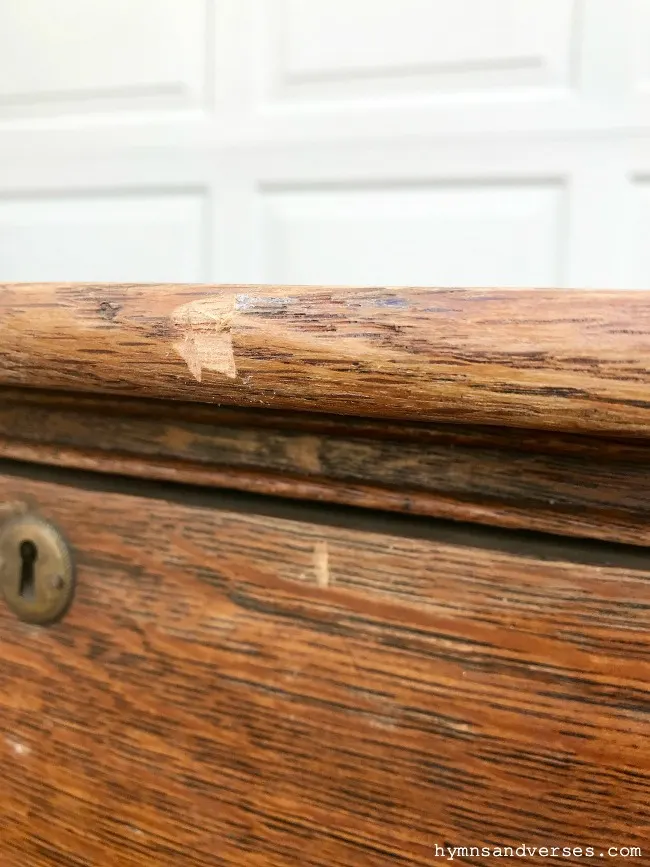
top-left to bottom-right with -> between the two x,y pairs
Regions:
0,0 -> 647,288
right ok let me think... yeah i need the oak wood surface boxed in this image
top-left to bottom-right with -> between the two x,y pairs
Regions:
1,387 -> 649,547
0,466 -> 648,865
2,283 -> 650,435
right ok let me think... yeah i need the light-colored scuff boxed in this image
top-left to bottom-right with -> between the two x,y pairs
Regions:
286,435 -> 321,475
172,298 -> 237,382
314,540 -> 329,588
235,294 -> 297,313
5,736 -> 30,757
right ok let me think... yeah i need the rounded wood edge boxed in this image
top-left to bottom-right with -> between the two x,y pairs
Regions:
1,283 -> 650,436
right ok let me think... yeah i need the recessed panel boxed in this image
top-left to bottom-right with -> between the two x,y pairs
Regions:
0,0 -> 208,117
261,183 -> 564,287
0,192 -> 206,282
262,0 -> 576,103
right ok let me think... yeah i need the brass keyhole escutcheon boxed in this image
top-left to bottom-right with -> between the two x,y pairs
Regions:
0,516 -> 74,625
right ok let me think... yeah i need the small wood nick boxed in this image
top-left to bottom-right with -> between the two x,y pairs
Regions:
0,283 -> 648,866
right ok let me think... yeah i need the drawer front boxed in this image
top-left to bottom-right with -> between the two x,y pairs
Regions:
0,467 -> 648,866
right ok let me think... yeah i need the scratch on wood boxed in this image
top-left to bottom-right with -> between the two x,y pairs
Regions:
172,299 -> 237,382
314,540 -> 329,588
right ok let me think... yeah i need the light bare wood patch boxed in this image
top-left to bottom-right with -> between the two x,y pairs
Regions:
172,298 -> 237,381
314,540 -> 330,588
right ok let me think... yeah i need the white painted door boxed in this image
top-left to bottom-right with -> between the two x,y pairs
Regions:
0,0 -> 646,288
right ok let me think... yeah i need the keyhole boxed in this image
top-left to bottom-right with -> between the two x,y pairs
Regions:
18,540 -> 38,600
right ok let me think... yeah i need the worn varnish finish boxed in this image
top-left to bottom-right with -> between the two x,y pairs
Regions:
0,468 -> 648,866
0,387 -> 649,547
2,283 -> 650,435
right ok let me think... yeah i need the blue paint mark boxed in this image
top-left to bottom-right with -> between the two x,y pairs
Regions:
373,297 -> 409,309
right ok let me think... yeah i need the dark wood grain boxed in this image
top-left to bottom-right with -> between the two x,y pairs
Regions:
0,467 -> 648,865
1,387 -> 649,547
2,283 -> 650,435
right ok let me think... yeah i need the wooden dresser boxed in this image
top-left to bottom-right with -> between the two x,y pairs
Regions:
0,283 -> 648,866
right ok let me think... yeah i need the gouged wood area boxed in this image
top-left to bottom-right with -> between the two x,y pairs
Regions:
1,283 -> 650,435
